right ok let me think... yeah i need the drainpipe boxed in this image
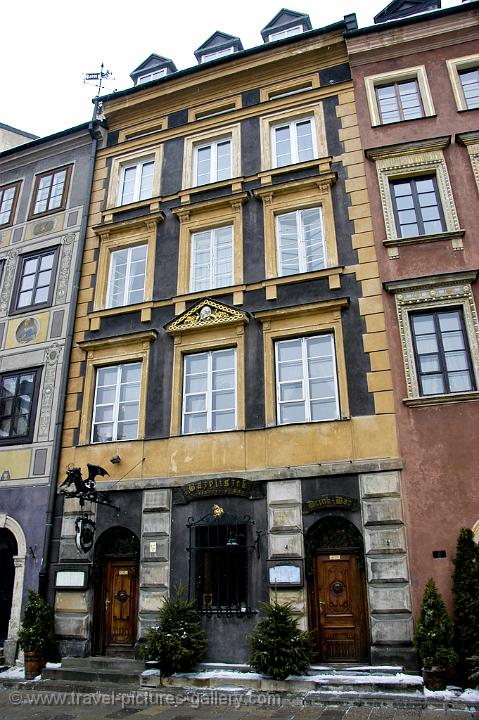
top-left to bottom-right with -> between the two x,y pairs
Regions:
38,114 -> 104,598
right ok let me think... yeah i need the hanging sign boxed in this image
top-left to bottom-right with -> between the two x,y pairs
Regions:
74,517 -> 96,553
303,495 -> 358,514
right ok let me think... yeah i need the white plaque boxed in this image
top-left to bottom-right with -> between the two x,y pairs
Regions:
269,565 -> 301,585
56,570 -> 85,588
149,541 -> 157,553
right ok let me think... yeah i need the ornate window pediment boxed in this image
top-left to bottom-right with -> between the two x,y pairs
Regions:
165,297 -> 248,336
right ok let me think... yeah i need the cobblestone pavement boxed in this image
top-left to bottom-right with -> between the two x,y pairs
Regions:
1,689 -> 478,720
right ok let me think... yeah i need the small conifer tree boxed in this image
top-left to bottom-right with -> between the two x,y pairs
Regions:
141,584 -> 207,677
452,528 -> 479,664
17,590 -> 55,656
248,601 -> 313,680
415,578 -> 457,669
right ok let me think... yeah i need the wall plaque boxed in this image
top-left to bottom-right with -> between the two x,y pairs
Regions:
181,477 -> 252,502
268,561 -> 303,587
303,495 -> 358,513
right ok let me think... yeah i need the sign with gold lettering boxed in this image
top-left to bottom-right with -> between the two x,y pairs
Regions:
181,477 -> 252,503
303,495 -> 358,513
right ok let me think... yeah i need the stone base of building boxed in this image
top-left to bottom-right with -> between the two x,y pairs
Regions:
370,643 -> 418,672
57,639 -> 90,659
3,639 -> 17,666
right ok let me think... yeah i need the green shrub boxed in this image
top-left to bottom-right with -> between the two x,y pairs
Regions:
248,601 -> 313,680
415,578 -> 458,670
17,591 -> 55,656
141,585 -> 207,677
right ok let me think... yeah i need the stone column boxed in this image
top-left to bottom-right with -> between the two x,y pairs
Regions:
267,479 -> 307,629
359,470 -> 415,667
4,556 -> 26,666
138,489 -> 171,639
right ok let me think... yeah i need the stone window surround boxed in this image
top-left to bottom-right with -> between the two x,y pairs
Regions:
255,298 -> 350,427
0,180 -> 22,230
456,131 -> 479,194
0,513 -> 27,665
28,164 -> 73,221
446,54 -> 479,112
366,137 -> 463,256
182,123 -> 241,191
105,146 -> 163,210
364,66 -> 435,127
260,73 -> 319,103
384,271 -> 479,406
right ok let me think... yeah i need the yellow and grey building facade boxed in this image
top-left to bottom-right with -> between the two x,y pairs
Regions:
50,11 -> 415,666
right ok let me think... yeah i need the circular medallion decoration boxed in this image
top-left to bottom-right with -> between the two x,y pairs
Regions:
332,581 -> 344,594
200,305 -> 212,321
16,317 -> 39,345
116,590 -> 128,603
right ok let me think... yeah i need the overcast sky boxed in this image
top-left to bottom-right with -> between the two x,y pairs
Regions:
2,0 -> 460,139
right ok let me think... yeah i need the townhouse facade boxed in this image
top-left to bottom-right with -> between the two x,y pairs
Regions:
0,123 -> 101,664
346,0 -> 479,616
48,8 -> 418,667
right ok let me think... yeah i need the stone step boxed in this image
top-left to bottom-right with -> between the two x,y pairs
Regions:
61,656 -> 144,672
42,667 -> 141,685
195,662 -> 405,676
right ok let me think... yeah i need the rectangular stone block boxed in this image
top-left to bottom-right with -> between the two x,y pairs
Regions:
59,538 -> 93,562
362,498 -> 403,526
367,370 -> 393,393
55,591 -> 88,613
370,615 -> 414,644
367,555 -> 409,583
143,489 -> 170,512
360,471 -> 400,498
141,537 -> 169,561
140,561 -> 170,588
140,589 -> 169,613
142,513 -> 170,535
54,613 -> 89,638
267,479 -> 301,505
374,391 -> 396,415
364,527 -> 406,555
368,585 -> 412,613
138,615 -> 161,638
268,533 -> 302,558
268,505 -> 301,532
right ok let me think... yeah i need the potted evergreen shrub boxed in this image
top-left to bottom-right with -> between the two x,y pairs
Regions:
141,585 -> 207,679
248,601 -> 313,681
415,578 -> 458,690
452,528 -> 479,685
17,591 -> 55,680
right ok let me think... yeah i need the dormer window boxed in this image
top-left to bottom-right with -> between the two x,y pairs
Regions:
268,25 -> 303,42
201,47 -> 235,63
137,68 -> 167,84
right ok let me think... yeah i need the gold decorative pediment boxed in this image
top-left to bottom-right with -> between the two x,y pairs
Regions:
165,298 -> 248,335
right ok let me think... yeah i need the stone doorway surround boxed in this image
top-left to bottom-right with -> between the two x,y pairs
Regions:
0,514 -> 27,665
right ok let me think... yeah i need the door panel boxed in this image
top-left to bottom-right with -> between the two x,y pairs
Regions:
103,560 -> 138,654
315,553 -> 368,662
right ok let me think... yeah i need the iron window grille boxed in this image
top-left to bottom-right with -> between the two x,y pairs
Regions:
186,510 -> 261,615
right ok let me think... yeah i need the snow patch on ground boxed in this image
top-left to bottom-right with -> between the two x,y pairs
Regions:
142,669 -> 162,676
0,666 -> 25,680
424,687 -> 479,704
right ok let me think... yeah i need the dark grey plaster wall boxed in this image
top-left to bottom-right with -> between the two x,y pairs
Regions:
245,319 -> 265,429
241,117 -> 260,177
161,138 -> 184,196
243,195 -> 265,284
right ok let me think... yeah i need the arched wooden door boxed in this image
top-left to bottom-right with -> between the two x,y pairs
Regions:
92,527 -> 140,657
306,517 -> 369,663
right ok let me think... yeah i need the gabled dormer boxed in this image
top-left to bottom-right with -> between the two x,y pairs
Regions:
194,32 -> 243,64
130,54 -> 177,86
374,0 -> 441,24
260,8 -> 312,43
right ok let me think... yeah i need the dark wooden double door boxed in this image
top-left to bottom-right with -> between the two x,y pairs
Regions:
94,559 -> 138,656
309,552 -> 369,663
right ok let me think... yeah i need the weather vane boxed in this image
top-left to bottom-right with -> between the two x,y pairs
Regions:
83,63 -> 114,97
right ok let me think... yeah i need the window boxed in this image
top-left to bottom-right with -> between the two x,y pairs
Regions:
375,80 -> 424,124
411,309 -> 475,396
364,67 -> 434,127
0,181 -> 21,228
13,248 -> 59,312
390,175 -> 445,238
276,207 -> 325,276
118,157 -> 154,205
107,244 -> 147,308
190,226 -> 233,291
92,362 -> 141,443
275,334 -> 339,424
194,138 -> 232,186
0,369 -> 40,443
268,25 -> 303,41
200,47 -> 234,63
137,68 -> 167,84
182,348 -> 236,434
459,67 -> 479,110
272,117 -> 315,168
29,166 -> 72,218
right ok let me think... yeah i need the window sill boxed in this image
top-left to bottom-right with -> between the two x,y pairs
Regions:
258,156 -> 333,186
384,229 -> 465,258
371,113 -> 436,129
263,265 -> 344,298
403,391 -> 479,407
179,177 -> 245,204
102,198 -> 162,224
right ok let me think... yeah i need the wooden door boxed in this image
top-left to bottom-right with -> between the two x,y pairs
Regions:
103,559 -> 138,655
314,553 -> 368,662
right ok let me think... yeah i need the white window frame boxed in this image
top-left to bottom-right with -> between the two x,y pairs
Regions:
106,243 -> 148,308
268,25 -> 303,42
193,137 -> 232,186
275,334 -> 340,425
117,156 -> 155,206
200,47 -> 234,63
182,348 -> 237,435
364,66 -> 435,127
91,362 -> 141,443
447,55 -> 479,112
190,225 -> 234,292
137,68 -> 167,84
271,116 -> 317,168
275,207 -> 326,276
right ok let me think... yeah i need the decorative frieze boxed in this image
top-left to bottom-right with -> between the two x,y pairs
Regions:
55,233 -> 76,304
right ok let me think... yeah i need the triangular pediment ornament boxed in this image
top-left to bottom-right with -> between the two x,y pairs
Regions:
374,0 -> 440,24
165,298 -> 248,335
